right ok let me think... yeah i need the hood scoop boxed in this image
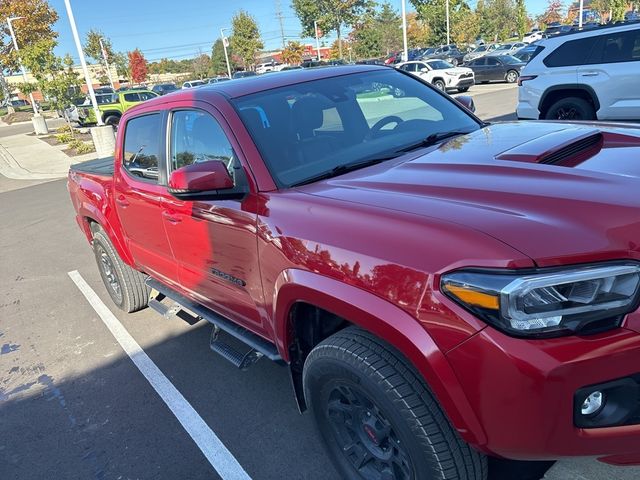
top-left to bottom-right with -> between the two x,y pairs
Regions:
495,128 -> 603,166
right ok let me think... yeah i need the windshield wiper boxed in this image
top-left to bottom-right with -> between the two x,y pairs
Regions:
291,155 -> 398,188
397,130 -> 474,153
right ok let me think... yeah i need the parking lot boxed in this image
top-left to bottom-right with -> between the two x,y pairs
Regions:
1,80 -> 639,480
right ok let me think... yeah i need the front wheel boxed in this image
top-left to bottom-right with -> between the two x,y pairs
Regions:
505,70 -> 519,84
457,86 -> 470,93
104,115 -> 121,128
303,327 -> 487,480
433,79 -> 446,91
544,97 -> 596,120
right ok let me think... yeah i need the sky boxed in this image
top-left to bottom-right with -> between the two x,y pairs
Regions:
48,0 -> 552,64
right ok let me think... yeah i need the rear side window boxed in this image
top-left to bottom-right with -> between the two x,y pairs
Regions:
122,114 -> 162,182
543,37 -> 599,67
124,93 -> 140,102
586,29 -> 640,64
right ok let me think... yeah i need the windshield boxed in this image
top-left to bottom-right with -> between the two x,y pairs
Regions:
232,69 -> 480,188
427,60 -> 453,70
191,81 -> 205,87
474,46 -> 487,52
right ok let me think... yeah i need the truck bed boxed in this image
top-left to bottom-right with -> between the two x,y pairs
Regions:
70,157 -> 114,176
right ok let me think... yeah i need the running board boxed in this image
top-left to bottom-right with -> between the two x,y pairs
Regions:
145,278 -> 283,364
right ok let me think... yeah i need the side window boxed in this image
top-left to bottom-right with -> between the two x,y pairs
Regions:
486,57 -> 499,66
170,110 -> 236,172
544,37 -> 598,67
139,92 -> 157,101
122,114 -> 162,182
124,93 -> 140,102
587,30 -> 640,64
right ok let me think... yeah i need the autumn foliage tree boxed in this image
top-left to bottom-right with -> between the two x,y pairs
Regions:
128,49 -> 148,84
538,0 -> 564,27
281,41 -> 306,65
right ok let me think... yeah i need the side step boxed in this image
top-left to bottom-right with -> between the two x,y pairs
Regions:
145,278 -> 283,367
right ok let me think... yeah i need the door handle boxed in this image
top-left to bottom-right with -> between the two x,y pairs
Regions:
581,71 -> 599,77
115,195 -> 130,207
162,210 -> 181,224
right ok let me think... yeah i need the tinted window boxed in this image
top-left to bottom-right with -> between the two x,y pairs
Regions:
124,93 -> 140,102
486,57 -> 500,65
471,58 -> 486,66
586,29 -> 640,64
170,110 -> 236,172
139,92 -> 157,101
233,69 -> 479,188
123,114 -> 162,182
544,37 -> 598,67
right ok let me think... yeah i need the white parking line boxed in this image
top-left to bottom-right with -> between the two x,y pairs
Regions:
67,270 -> 252,480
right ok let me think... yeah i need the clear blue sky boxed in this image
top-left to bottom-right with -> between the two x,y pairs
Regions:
49,0 -> 551,63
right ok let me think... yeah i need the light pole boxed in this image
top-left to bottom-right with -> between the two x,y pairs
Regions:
401,0 -> 408,62
63,0 -> 103,126
578,0 -> 584,28
220,28 -> 232,78
314,21 -> 321,61
6,16 -> 38,115
446,0 -> 450,45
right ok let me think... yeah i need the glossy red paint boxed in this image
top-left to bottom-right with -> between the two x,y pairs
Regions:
67,66 -> 640,463
168,160 -> 234,193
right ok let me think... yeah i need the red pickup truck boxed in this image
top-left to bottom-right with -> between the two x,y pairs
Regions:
68,65 -> 640,480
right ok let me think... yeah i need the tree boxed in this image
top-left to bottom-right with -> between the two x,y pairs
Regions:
0,0 -> 59,113
230,10 -> 263,70
538,0 -> 564,27
476,0 -> 518,42
292,0 -> 373,59
192,53 -> 210,79
406,12 -> 430,48
84,29 -> 114,87
112,52 -> 129,82
211,39 -> 229,75
281,41 -> 306,65
610,0 -> 627,21
377,3 -> 402,54
16,39 -> 81,131
516,0 -> 528,38
128,49 -> 148,84
451,6 -> 479,45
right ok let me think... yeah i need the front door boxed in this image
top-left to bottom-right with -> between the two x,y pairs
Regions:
161,105 -> 266,334
114,111 -> 178,285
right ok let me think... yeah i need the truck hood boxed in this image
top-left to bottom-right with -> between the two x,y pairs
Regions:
302,122 -> 640,267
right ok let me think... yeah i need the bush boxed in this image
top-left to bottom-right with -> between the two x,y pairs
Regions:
68,139 -> 94,154
56,124 -> 73,134
55,132 -> 73,143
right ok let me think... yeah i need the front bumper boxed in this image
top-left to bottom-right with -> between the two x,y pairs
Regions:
445,312 -> 640,462
448,77 -> 475,89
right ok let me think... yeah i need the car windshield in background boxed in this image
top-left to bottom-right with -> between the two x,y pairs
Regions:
498,55 -> 522,64
232,69 -> 480,188
427,60 -> 454,70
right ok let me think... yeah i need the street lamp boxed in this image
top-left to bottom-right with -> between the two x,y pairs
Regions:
6,16 -> 38,115
401,0 -> 408,62
220,28 -> 232,78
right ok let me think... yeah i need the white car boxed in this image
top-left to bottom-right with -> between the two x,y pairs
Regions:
523,31 -> 544,43
397,60 -> 475,93
487,42 -> 527,56
181,80 -> 206,89
463,43 -> 499,63
517,23 -> 640,120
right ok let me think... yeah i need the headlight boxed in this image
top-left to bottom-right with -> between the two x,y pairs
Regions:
441,263 -> 640,337
445,71 -> 457,76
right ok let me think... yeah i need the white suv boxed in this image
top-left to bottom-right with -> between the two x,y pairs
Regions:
396,60 -> 475,93
517,23 -> 640,121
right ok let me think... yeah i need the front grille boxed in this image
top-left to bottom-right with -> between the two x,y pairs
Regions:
539,133 -> 602,165
460,73 -> 473,78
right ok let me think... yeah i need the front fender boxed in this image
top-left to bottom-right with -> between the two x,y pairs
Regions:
272,268 -> 487,447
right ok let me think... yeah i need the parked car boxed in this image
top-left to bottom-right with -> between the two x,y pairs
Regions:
463,43 -> 499,62
94,86 -> 115,95
68,64 -> 640,480
256,62 -> 282,74
151,83 -> 179,95
8,98 -> 30,108
71,90 -> 159,127
427,44 -> 466,66
181,80 -> 207,89
487,42 -> 527,56
232,71 -> 257,79
396,59 -> 475,92
544,22 -> 563,36
517,22 -> 640,120
208,76 -> 231,83
466,55 -> 526,83
523,31 -> 545,43
512,45 -> 543,63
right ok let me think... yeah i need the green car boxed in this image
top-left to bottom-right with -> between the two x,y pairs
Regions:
77,90 -> 159,127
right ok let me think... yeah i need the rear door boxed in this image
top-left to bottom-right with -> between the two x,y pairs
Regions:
485,57 -> 502,81
161,103 -> 266,334
579,28 -> 640,120
114,111 -> 179,285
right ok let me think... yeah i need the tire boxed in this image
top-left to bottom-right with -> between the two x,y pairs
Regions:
433,79 -> 446,91
104,115 -> 120,128
303,327 -> 488,480
457,86 -> 470,93
450,58 -> 459,66
505,70 -> 519,84
92,228 -> 150,313
544,97 -> 596,121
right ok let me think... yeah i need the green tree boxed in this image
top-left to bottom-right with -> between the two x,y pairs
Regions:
112,52 -> 129,83
281,41 -> 306,65
516,0 -> 528,38
477,0 -> 518,42
610,0 -> 627,21
412,0 -> 482,45
211,39 -> 230,75
192,53 -> 210,79
84,29 -> 115,87
377,3 -> 402,55
292,0 -> 373,59
17,39 -> 81,131
451,6 -> 479,45
230,10 -> 263,70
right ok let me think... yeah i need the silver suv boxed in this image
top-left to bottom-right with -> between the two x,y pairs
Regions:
517,23 -> 640,120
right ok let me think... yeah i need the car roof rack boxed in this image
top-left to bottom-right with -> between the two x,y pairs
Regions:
552,19 -> 640,39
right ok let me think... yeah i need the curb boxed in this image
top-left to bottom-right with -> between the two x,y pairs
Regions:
0,142 -> 67,180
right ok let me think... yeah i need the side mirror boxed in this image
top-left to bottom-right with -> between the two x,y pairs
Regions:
420,67 -> 430,73
168,160 -> 236,199
455,95 -> 476,113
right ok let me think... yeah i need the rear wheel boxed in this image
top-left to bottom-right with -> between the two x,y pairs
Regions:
505,70 -> 519,84
104,115 -> 120,128
303,327 -> 488,480
544,97 -> 596,120
92,228 -> 149,313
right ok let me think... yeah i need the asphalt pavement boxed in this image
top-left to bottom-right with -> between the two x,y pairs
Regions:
0,117 -> 66,138
1,85 -> 639,480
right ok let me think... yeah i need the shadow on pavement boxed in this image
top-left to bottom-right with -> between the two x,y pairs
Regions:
489,457 -> 555,480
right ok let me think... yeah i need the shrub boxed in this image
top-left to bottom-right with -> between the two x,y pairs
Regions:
56,124 -> 73,134
68,139 -> 94,154
55,132 -> 73,143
